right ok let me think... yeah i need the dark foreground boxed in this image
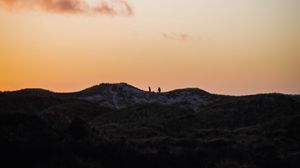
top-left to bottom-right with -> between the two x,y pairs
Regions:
0,84 -> 300,168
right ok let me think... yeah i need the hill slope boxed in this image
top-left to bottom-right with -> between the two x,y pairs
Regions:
0,83 -> 299,168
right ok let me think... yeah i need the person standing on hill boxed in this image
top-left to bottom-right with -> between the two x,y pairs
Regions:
148,86 -> 151,92
158,87 -> 161,93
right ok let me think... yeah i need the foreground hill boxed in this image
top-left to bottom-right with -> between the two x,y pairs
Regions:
0,83 -> 300,168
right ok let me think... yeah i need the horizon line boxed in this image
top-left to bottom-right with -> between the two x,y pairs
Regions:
1,82 -> 299,97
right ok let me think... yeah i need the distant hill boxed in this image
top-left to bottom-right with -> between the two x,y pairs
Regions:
0,83 -> 299,168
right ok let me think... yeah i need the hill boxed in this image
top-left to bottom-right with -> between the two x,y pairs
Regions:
0,83 -> 299,168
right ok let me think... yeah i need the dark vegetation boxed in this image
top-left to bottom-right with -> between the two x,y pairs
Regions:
0,85 -> 300,168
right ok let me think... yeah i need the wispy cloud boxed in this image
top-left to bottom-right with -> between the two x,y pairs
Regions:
0,0 -> 133,15
163,33 -> 193,41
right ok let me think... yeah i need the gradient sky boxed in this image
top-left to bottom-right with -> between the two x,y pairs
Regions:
0,0 -> 299,95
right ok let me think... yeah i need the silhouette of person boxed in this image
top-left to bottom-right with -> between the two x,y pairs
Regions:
148,86 -> 151,92
158,87 -> 161,93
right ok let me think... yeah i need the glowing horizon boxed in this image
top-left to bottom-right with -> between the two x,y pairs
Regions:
0,0 -> 299,95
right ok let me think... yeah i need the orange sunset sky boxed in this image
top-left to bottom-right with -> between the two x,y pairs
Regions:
0,0 -> 299,95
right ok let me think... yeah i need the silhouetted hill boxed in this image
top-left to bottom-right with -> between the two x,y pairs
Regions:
5,88 -> 54,96
0,83 -> 299,168
62,83 -> 213,110
76,83 -> 145,96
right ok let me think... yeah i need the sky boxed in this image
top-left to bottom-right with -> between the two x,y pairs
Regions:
0,0 -> 299,95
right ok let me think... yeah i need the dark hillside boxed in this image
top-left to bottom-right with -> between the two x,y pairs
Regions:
0,84 -> 299,168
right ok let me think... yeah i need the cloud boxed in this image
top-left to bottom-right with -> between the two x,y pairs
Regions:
0,0 -> 133,15
163,33 -> 193,41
